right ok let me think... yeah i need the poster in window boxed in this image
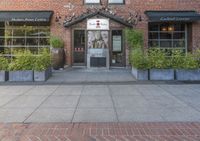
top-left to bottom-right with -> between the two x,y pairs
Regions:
112,35 -> 122,52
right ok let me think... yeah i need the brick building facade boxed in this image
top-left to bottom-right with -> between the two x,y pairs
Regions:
0,0 -> 200,67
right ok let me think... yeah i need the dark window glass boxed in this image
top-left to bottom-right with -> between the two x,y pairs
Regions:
160,41 -> 172,48
160,33 -> 172,39
174,24 -> 185,31
149,24 -> 159,31
149,33 -> 159,39
149,41 -> 159,48
173,33 -> 185,39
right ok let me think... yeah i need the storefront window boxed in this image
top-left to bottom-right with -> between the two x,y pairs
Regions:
148,23 -> 187,53
0,22 -> 50,56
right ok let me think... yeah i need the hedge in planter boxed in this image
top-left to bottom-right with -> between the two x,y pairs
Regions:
8,50 -> 34,82
34,49 -> 52,81
50,36 -> 65,70
0,56 -> 9,82
130,49 -> 149,80
173,51 -> 200,81
148,49 -> 174,81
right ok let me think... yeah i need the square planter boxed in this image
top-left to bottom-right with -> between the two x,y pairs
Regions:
150,69 -> 174,80
131,67 -> 148,80
9,70 -> 33,82
34,67 -> 52,82
176,69 -> 200,81
0,71 -> 8,82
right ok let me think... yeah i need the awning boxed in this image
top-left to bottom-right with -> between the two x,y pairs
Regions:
0,11 -> 53,22
145,11 -> 200,22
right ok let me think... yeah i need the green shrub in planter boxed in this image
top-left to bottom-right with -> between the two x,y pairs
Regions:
8,50 -> 34,82
34,49 -> 52,81
174,51 -> 200,81
130,49 -> 149,80
0,56 -> 9,71
130,49 -> 149,69
125,28 -> 143,49
182,53 -> 199,69
0,56 -> 9,81
148,49 -> 174,80
50,36 -> 64,48
34,49 -> 51,71
148,49 -> 171,69
8,50 -> 34,71
50,36 -> 65,70
171,50 -> 185,69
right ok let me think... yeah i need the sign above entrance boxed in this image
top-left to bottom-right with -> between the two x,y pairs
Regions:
87,19 -> 109,30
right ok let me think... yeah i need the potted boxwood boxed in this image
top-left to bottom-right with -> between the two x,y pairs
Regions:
149,49 -> 174,80
0,56 -> 9,82
34,49 -> 52,81
174,51 -> 200,81
8,50 -> 34,82
50,36 -> 65,70
130,48 -> 149,80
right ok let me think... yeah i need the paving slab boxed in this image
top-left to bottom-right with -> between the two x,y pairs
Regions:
116,107 -> 164,122
0,108 -> 35,122
109,85 -> 142,96
3,95 -> 48,108
78,95 -> 113,108
25,108 -> 75,123
82,85 -> 109,95
41,95 -> 80,108
53,85 -> 83,96
24,85 -> 58,96
73,108 -> 117,122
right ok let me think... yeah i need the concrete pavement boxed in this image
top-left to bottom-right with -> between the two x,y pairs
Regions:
0,84 -> 200,123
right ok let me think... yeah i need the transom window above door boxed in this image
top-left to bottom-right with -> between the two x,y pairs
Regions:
108,0 -> 125,4
84,0 -> 125,4
84,0 -> 100,4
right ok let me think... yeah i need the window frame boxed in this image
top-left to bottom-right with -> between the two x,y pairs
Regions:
84,0 -> 101,5
148,23 -> 188,53
108,0 -> 125,5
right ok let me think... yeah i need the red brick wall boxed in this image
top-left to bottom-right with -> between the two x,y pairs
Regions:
0,0 -> 200,65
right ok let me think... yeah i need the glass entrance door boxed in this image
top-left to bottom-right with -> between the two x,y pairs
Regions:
111,30 -> 124,66
73,30 -> 85,66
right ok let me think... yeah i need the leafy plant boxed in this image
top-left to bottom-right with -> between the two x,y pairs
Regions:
34,48 -> 51,71
50,36 -> 64,48
125,28 -> 144,49
129,48 -> 149,69
182,53 -> 199,69
0,56 -> 9,70
8,50 -> 35,71
148,49 -> 171,69
171,50 -> 185,69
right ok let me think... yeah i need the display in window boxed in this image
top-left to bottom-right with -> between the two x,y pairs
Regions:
88,31 -> 108,49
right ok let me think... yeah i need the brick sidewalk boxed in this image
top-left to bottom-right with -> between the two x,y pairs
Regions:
1,123 -> 200,141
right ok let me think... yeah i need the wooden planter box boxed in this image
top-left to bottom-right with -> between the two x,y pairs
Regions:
176,69 -> 200,81
0,71 -> 8,82
9,71 -> 33,82
34,67 -> 52,82
150,69 -> 174,80
131,67 -> 148,80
